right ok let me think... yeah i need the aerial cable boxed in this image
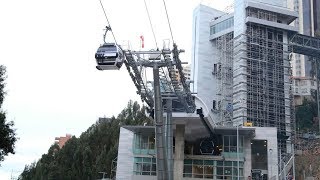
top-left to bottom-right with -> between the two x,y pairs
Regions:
162,0 -> 175,44
143,0 -> 159,49
99,0 -> 118,45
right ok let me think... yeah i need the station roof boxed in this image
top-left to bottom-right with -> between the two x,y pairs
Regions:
123,126 -> 256,138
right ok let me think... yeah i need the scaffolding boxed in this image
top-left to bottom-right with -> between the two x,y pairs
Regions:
231,21 -> 294,155
214,32 -> 234,126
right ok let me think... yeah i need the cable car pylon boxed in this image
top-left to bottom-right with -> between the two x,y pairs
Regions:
96,1 -> 195,179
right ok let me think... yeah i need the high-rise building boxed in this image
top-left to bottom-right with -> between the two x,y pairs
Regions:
192,0 -> 298,156
288,0 -> 320,105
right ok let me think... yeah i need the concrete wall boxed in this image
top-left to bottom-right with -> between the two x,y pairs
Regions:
191,5 -> 224,113
116,127 -> 134,180
249,0 -> 288,8
132,175 -> 156,180
254,127 -> 279,180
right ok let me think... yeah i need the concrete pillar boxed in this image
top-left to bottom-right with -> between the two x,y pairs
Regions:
174,124 -> 185,180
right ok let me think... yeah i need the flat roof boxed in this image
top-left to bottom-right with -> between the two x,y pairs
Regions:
123,126 -> 155,136
123,125 -> 256,137
213,127 -> 255,137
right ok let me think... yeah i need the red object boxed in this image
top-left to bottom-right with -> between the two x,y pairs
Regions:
140,35 -> 144,48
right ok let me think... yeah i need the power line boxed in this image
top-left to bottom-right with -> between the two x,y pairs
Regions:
143,0 -> 159,49
162,0 -> 174,44
99,0 -> 118,45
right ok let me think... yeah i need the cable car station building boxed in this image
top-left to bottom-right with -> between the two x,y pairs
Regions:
116,124 -> 278,180
116,97 -> 279,180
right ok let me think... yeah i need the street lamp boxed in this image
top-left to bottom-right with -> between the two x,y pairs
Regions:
237,124 -> 240,180
237,123 -> 243,180
237,98 -> 245,180
269,149 -> 273,180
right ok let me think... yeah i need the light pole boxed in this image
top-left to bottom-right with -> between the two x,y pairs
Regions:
237,98 -> 245,180
237,124 -> 240,180
269,148 -> 273,180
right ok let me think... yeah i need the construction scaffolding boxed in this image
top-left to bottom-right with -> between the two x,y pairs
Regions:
232,20 -> 294,156
214,32 -> 234,126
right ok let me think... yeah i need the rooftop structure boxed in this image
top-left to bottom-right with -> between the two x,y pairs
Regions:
55,134 -> 72,149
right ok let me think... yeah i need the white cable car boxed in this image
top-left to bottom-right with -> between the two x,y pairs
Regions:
95,43 -> 124,70
95,26 -> 124,70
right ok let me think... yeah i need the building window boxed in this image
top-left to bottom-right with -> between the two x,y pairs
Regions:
223,135 -> 244,153
213,64 -> 217,75
183,159 -> 243,179
134,134 -> 156,154
210,17 -> 234,35
213,100 -> 216,110
134,157 -> 156,176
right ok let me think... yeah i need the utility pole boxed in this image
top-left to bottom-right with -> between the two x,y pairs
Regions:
153,64 -> 168,180
237,124 -> 240,180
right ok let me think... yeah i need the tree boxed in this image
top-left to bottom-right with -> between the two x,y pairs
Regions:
296,98 -> 318,131
18,100 -> 151,179
0,65 -> 17,163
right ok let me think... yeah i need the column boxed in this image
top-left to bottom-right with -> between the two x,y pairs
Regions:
174,124 -> 185,180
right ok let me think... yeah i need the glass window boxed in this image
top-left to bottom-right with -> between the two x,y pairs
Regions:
141,136 -> 148,149
193,165 -> 204,178
148,136 -> 155,149
184,159 -> 192,165
151,164 -> 156,171
217,167 -> 224,175
204,166 -> 214,178
204,160 -> 213,165
143,157 -> 151,163
142,163 -> 151,172
183,159 -> 243,179
230,136 -> 237,146
224,167 -> 232,175
225,161 -> 232,166
210,17 -> 234,35
134,134 -> 155,152
184,165 -> 192,173
194,160 -> 203,165
133,157 -> 156,176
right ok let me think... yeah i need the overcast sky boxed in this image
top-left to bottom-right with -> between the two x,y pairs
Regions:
0,0 -> 232,179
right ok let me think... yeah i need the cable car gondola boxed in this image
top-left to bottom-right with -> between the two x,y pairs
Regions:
95,43 -> 124,70
95,26 -> 124,70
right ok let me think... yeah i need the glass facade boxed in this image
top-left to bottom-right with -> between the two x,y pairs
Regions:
223,135 -> 244,153
133,133 -> 245,178
133,134 -> 155,154
210,17 -> 234,35
133,157 -> 156,176
183,159 -> 244,179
